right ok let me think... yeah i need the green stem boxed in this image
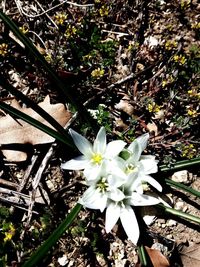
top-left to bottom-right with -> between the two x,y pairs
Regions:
159,157 -> 200,172
22,203 -> 82,267
165,178 -> 200,198
137,245 -> 148,266
157,204 -> 200,224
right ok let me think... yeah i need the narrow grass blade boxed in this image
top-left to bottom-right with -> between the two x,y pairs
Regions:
157,204 -> 200,224
165,178 -> 200,198
0,11 -> 98,130
159,157 -> 200,172
0,101 -> 73,147
0,74 -> 70,139
137,245 -> 148,266
22,203 -> 82,267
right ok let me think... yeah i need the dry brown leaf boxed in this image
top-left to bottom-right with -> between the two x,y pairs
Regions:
114,94 -> 134,115
180,243 -> 200,267
0,96 -> 71,161
147,121 -> 158,136
135,246 -> 170,267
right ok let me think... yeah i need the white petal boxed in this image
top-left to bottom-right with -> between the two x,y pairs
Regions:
69,128 -> 93,157
61,156 -> 88,170
141,174 -> 162,192
130,193 -> 160,206
105,140 -> 126,158
93,127 -> 106,154
120,206 -> 140,245
83,164 -> 102,181
79,186 -> 107,212
105,203 -> 121,233
128,133 -> 149,161
108,189 -> 125,202
140,158 -> 158,174
107,173 -> 126,188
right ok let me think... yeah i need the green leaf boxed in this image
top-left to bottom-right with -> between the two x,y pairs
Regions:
159,157 -> 200,172
157,204 -> 200,224
22,203 -> 82,267
165,178 -> 200,198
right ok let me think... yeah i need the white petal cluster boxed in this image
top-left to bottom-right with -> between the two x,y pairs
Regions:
61,127 -> 162,244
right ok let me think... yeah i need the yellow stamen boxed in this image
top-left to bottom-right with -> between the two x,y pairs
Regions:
91,153 -> 103,164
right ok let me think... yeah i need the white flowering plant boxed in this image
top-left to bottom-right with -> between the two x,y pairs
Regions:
61,127 -> 163,244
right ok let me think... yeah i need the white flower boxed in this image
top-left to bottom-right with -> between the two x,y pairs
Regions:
105,179 -> 161,245
61,127 -> 126,180
120,133 -> 162,193
78,166 -> 126,212
62,128 -> 162,245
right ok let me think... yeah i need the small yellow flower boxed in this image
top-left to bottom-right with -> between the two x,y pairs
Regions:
3,224 -> 15,242
147,102 -> 161,113
65,25 -> 77,38
181,0 -> 191,9
162,76 -> 174,87
99,5 -> 109,17
187,108 -> 197,117
44,53 -> 52,63
173,55 -> 186,65
0,43 -> 8,56
191,22 -> 200,29
54,13 -> 68,26
91,68 -> 104,78
19,25 -> 29,34
181,144 -> 196,159
187,89 -> 200,98
165,40 -> 178,50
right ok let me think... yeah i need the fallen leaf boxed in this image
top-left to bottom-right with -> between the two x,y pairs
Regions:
135,246 -> 170,267
0,96 -> 71,161
180,243 -> 200,267
115,94 -> 134,116
147,121 -> 158,136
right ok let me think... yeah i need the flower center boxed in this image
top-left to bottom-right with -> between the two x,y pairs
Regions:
91,153 -> 103,165
125,163 -> 137,174
96,177 -> 109,193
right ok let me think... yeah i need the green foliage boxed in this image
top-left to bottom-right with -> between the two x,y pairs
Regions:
96,104 -> 112,132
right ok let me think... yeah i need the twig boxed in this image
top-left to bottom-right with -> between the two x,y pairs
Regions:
13,0 -> 94,18
0,178 -> 19,189
18,154 -> 38,192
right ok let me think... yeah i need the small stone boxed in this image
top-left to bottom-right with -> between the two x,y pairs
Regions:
171,170 -> 189,184
166,219 -> 177,227
175,201 -> 184,210
58,254 -> 68,266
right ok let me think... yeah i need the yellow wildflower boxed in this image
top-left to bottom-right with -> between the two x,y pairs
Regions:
65,25 -> 77,38
19,25 -> 29,34
187,108 -> 197,117
147,102 -> 161,113
181,144 -> 196,159
187,89 -> 200,98
165,40 -> 177,50
54,13 -> 68,26
191,22 -> 200,29
44,53 -> 52,63
3,224 -> 15,242
181,0 -> 191,9
91,68 -> 104,78
173,55 -> 186,65
99,5 -> 109,17
162,76 -> 174,87
0,43 -> 8,56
